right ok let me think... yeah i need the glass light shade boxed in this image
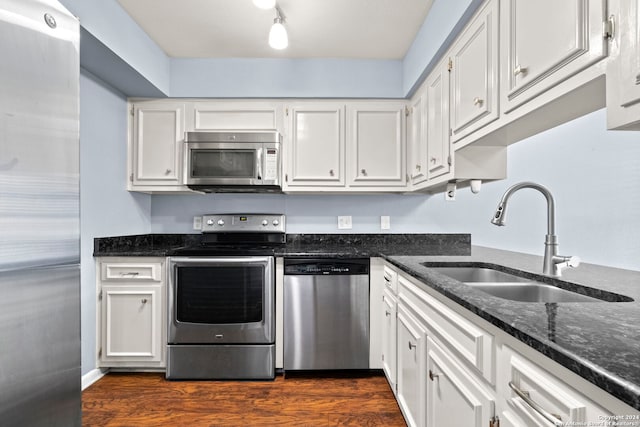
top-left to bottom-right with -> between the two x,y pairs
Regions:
269,21 -> 288,49
253,0 -> 276,9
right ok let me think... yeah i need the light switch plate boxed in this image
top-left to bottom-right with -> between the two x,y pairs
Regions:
380,216 -> 391,230
338,216 -> 352,229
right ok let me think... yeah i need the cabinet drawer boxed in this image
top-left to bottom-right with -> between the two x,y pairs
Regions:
500,345 -> 611,426
383,265 -> 398,294
101,262 -> 162,282
398,273 -> 495,383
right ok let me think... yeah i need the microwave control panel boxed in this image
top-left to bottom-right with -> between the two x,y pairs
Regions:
264,148 -> 278,181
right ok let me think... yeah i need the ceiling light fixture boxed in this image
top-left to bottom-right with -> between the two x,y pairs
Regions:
268,6 -> 288,50
252,0 -> 276,10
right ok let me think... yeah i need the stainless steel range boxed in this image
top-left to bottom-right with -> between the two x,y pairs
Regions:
166,214 -> 285,380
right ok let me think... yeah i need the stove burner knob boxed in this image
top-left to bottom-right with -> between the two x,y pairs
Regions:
273,219 -> 280,226
261,220 -> 268,226
217,219 -> 225,226
206,219 -> 214,226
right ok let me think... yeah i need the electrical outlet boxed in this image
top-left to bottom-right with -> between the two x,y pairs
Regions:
445,183 -> 457,201
380,216 -> 391,230
337,216 -> 352,229
193,216 -> 202,230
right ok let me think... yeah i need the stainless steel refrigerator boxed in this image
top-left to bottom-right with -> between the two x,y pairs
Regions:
0,0 -> 81,425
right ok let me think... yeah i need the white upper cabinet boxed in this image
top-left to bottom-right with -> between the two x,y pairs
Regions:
130,101 -> 185,190
424,58 -> 452,182
190,101 -> 283,132
347,103 -> 407,188
500,0 -> 607,113
606,0 -> 640,129
449,0 -> 499,143
284,103 -> 345,187
408,89 -> 427,186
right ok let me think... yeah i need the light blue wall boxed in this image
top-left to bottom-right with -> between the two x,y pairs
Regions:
80,70 -> 152,376
60,0 -> 170,94
170,58 -> 403,98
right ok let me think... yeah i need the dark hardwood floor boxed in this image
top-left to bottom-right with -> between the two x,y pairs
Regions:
82,372 -> 406,426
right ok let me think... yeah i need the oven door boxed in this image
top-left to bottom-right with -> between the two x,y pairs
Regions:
168,256 -> 274,344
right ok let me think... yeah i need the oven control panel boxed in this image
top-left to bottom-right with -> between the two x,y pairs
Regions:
201,214 -> 285,233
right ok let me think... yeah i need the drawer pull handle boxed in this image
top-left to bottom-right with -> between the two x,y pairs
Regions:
408,341 -> 416,350
508,381 -> 563,426
514,64 -> 528,76
428,370 -> 440,381
141,298 -> 148,304
120,272 -> 139,277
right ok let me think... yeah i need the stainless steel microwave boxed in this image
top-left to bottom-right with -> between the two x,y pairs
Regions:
184,131 -> 282,192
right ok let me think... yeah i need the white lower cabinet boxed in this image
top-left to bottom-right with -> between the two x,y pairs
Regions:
381,289 -> 397,392
378,260 -> 639,427
497,344 -> 612,426
397,304 -> 426,427
96,257 -> 166,369
426,336 -> 495,427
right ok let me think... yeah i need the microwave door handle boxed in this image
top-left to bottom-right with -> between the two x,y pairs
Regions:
256,147 -> 263,180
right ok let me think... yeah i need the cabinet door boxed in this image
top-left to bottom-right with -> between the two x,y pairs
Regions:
191,101 -> 282,131
285,104 -> 345,187
617,0 -> 640,107
424,60 -> 452,181
100,284 -> 163,364
131,103 -> 184,187
347,103 -> 407,187
501,0 -> 607,113
450,0 -> 499,143
426,337 -> 495,427
408,91 -> 427,186
381,290 -> 397,393
396,305 -> 425,427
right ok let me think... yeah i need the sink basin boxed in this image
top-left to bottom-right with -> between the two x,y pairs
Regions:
423,265 -> 632,303
464,282 -> 599,303
428,267 -> 530,283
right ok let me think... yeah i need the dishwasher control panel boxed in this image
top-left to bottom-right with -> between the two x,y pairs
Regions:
284,258 -> 369,275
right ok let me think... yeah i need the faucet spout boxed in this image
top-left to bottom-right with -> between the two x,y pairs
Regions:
491,182 -> 578,277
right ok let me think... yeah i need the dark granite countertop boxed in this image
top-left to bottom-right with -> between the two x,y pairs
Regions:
93,233 -> 471,258
383,247 -> 640,411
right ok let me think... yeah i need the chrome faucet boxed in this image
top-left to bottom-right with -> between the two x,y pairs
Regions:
491,182 -> 580,277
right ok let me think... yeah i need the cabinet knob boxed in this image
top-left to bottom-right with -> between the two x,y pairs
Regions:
385,310 -> 391,317
329,169 -> 334,176
415,164 -> 421,171
165,169 -> 172,175
473,97 -> 483,106
429,370 -> 440,381
430,157 -> 437,164
361,169 -> 367,176
635,73 -> 640,85
514,64 -> 528,76
141,298 -> 148,304
408,341 -> 416,350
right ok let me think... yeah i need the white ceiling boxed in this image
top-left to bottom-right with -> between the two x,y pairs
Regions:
116,0 -> 433,59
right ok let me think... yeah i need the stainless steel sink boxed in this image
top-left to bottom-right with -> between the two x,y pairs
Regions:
464,282 -> 599,303
426,266 -> 603,303
429,267 -> 530,283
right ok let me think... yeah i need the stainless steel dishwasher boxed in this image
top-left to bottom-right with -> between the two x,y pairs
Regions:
284,258 -> 369,370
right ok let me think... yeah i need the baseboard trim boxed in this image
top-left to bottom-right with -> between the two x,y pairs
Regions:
82,368 -> 108,390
